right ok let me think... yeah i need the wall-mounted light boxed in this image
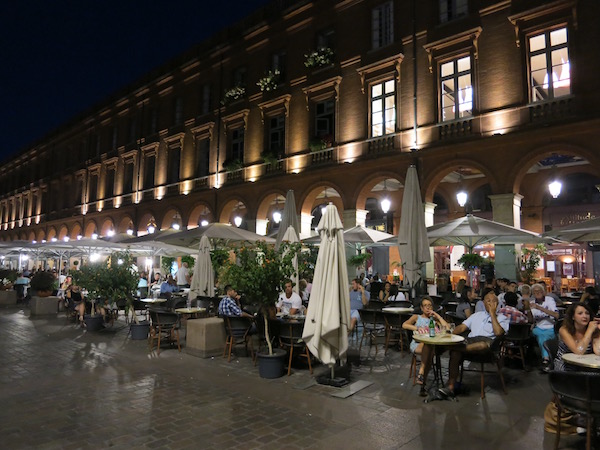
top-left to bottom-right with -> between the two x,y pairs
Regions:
91,232 -> 98,240
106,229 -> 115,237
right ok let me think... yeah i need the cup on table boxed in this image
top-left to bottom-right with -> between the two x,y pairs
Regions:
446,323 -> 455,335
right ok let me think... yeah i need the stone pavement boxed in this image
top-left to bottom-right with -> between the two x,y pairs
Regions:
0,306 -> 588,449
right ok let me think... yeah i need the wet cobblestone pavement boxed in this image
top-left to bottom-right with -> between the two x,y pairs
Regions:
0,306 -> 587,449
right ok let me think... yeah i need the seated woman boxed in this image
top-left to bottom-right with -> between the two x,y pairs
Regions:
455,285 -> 475,320
402,296 -> 448,395
66,284 -> 85,325
524,283 -> 559,372
379,282 -> 392,303
555,302 -> 600,371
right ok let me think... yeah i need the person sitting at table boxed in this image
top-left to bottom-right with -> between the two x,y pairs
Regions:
441,291 -> 509,397
348,278 -> 369,335
554,302 -> 600,371
276,279 -> 303,316
498,292 -> 528,324
137,272 -> 149,298
519,284 -> 531,311
403,296 -> 448,395
498,281 -> 519,308
160,274 -> 179,297
299,279 -> 309,307
474,287 -> 494,313
218,285 -> 254,319
66,284 -> 85,325
379,282 -> 393,303
150,272 -> 162,288
60,275 -> 72,290
456,285 -> 475,320
524,283 -> 559,372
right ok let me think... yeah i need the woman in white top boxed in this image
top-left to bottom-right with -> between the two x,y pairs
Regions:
524,283 -> 559,371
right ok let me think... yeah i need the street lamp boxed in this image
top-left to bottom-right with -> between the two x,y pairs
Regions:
171,213 -> 181,230
548,179 -> 562,198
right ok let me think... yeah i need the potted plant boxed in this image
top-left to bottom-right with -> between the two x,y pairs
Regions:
304,47 -> 334,69
219,241 -> 301,378
256,69 -> 280,92
30,270 -> 56,297
456,253 -> 485,291
223,157 -> 243,172
519,244 -> 547,285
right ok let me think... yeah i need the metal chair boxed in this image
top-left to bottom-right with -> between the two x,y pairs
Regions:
358,309 -> 386,356
502,322 -> 532,370
383,312 -> 409,354
279,321 -> 312,376
544,338 -> 559,370
460,335 -> 507,399
549,371 -> 600,450
148,308 -> 181,354
367,299 -> 385,310
222,316 -> 255,363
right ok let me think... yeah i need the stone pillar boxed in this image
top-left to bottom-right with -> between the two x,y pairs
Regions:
424,202 -> 436,281
255,218 -> 268,236
342,209 -> 368,229
245,219 -> 257,233
489,193 -> 524,281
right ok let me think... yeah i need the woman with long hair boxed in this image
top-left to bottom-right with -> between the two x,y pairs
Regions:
554,302 -> 600,371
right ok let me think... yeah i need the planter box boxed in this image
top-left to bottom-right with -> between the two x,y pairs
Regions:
185,317 -> 225,358
0,290 -> 17,306
30,296 -> 60,316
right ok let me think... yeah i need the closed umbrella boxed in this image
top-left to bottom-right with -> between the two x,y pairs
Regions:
188,235 -> 214,300
397,165 -> 431,289
276,190 -> 301,248
302,203 -> 350,377
281,226 -> 300,294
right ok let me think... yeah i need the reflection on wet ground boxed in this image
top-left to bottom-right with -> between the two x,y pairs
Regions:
0,307 -> 588,449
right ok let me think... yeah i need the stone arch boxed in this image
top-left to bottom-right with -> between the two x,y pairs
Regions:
70,223 -> 82,239
57,224 -> 69,240
298,183 -> 345,218
27,231 -> 36,241
188,202 -> 213,228
218,198 -> 249,226
100,218 -> 115,237
47,226 -> 57,241
138,210 -> 159,234
355,171 -> 404,211
36,229 -> 46,242
159,207 -> 184,231
422,159 -> 500,204
256,190 -> 287,222
529,165 -> 600,206
84,220 -> 98,238
18,231 -> 27,240
117,215 -> 134,234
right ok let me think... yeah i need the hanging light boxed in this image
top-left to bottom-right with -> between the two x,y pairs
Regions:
380,179 -> 391,213
548,159 -> 562,199
456,167 -> 468,207
200,219 -> 209,227
126,224 -> 134,236
106,229 -> 115,237
91,231 -> 98,240
147,218 -> 157,234
51,237 -> 58,242
76,234 -> 82,240
171,213 -> 181,230
63,236 -> 70,242
234,216 -> 242,227
273,210 -> 282,224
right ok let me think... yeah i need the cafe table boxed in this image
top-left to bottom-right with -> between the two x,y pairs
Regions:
140,298 -> 167,304
382,306 -> 414,314
174,307 -> 206,319
561,353 -> 600,370
413,332 -> 466,384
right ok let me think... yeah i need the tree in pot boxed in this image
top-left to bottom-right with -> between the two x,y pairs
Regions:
30,271 -> 57,297
219,241 -> 301,377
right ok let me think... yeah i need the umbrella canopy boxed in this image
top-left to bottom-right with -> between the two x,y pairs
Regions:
302,204 -> 350,366
397,165 -> 431,288
120,230 -> 193,257
428,214 -> 547,252
275,190 -> 300,248
281,226 -> 300,294
544,217 -> 600,243
188,235 -> 215,300
302,225 -> 394,245
156,223 -> 274,248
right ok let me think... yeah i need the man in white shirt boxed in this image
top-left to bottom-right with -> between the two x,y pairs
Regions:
176,262 -> 190,288
276,280 -> 303,315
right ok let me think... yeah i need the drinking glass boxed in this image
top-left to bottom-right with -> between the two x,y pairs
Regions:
446,323 -> 455,335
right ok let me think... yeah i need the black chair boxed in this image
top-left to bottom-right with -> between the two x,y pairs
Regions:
279,321 -> 312,376
367,299 -> 385,310
222,316 -> 255,363
544,338 -> 559,370
502,323 -> 532,370
370,281 -> 383,299
358,309 -> 386,356
445,311 -> 465,326
460,335 -> 507,399
383,312 -> 409,354
549,371 -> 600,450
148,308 -> 181,354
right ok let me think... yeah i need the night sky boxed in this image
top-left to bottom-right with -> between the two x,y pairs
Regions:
1,0 -> 271,162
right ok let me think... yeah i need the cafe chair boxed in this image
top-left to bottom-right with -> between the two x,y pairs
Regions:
358,309 -> 386,356
222,316 -> 255,363
367,299 -> 385,310
383,312 -> 408,355
394,300 -> 413,309
502,323 -> 532,370
543,338 -> 559,370
549,371 -> 600,450
409,349 -> 422,385
148,308 -> 181,354
278,321 -> 312,376
460,335 -> 507,399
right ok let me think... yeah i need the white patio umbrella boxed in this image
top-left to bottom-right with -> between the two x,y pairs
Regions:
281,226 -> 300,294
427,214 -> 548,252
397,165 -> 431,288
302,225 -> 394,245
302,203 -> 350,375
157,223 -> 275,248
188,235 -> 215,300
544,216 -> 600,243
275,189 -> 300,249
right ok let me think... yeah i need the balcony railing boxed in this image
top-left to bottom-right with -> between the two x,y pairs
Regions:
368,136 -> 394,155
530,98 -> 573,124
311,148 -> 333,165
439,119 -> 473,140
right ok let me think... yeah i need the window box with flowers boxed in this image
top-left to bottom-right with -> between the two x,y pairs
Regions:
304,47 -> 334,69
257,69 -> 280,92
221,86 -> 246,105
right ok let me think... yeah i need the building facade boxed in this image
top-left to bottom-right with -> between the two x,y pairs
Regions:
1,0 -> 599,283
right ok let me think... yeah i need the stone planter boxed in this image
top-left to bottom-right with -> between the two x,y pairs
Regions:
30,296 -> 60,316
185,317 -> 226,358
0,290 -> 17,306
130,321 -> 150,340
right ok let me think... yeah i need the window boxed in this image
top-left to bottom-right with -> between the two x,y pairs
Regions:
200,84 -> 211,115
271,51 -> 287,80
317,28 -> 335,51
168,147 -> 181,184
439,0 -> 468,24
528,27 -> 570,102
195,138 -> 210,178
149,107 -> 159,134
105,169 -> 115,199
111,126 -> 118,150
315,100 -> 335,140
268,115 -> 285,154
144,155 -> 155,189
123,163 -> 135,194
128,117 -> 137,143
231,128 -> 244,162
372,2 -> 393,50
371,79 -> 396,137
88,174 -> 98,203
233,67 -> 247,89
440,56 -> 473,122
173,97 -> 184,125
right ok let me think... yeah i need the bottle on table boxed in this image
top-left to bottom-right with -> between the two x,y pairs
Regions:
429,317 -> 436,337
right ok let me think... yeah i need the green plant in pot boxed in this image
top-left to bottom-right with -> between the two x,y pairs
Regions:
30,271 -> 57,297
219,241 -> 301,360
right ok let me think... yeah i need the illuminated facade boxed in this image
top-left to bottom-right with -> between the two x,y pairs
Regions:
1,0 -> 599,283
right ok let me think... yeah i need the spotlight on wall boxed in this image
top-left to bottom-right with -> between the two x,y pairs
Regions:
200,219 -> 209,227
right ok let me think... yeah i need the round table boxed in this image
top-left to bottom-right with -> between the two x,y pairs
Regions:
561,353 -> 600,370
382,306 -> 414,314
140,298 -> 167,304
413,333 -> 466,384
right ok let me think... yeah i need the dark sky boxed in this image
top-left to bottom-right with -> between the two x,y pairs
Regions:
0,0 -> 272,162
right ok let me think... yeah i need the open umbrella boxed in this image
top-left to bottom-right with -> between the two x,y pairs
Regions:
427,214 -> 548,252
302,204 -> 350,380
397,165 -> 431,289
281,226 -> 300,294
544,216 -> 600,243
302,225 -> 394,245
156,223 -> 275,248
188,235 -> 215,300
276,190 -> 300,248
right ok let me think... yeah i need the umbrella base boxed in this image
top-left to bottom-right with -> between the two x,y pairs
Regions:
315,375 -> 349,387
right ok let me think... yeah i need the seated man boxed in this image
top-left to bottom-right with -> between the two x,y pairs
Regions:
218,285 -> 254,319
442,291 -> 509,397
498,292 -> 528,324
160,274 -> 179,297
276,279 -> 303,315
349,278 -> 369,333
